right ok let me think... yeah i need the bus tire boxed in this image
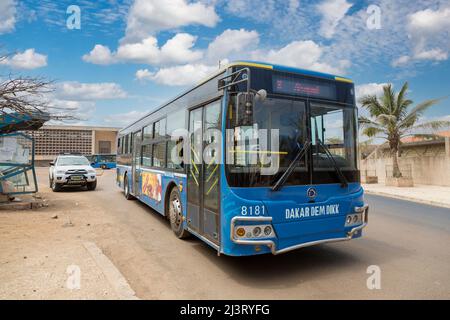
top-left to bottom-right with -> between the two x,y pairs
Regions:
101,164 -> 107,169
124,174 -> 134,200
168,187 -> 190,239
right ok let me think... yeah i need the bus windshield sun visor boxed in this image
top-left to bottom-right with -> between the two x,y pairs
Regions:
271,140 -> 311,192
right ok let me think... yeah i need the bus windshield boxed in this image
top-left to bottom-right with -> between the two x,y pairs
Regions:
226,96 -> 358,187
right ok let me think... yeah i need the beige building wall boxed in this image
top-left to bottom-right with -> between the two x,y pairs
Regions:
360,138 -> 450,186
94,130 -> 118,154
27,125 -> 119,165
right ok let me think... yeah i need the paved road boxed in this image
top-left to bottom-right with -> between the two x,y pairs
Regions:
37,169 -> 450,299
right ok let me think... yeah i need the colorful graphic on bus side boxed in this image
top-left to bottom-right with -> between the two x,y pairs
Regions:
141,172 -> 162,202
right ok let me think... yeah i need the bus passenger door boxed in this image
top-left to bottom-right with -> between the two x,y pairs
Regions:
187,101 -> 221,244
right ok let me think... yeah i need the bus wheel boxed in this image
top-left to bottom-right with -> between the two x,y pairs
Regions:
124,174 -> 134,200
101,164 -> 107,169
168,187 -> 190,239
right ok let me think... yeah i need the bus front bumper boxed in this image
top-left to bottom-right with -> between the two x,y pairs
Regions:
230,204 -> 369,255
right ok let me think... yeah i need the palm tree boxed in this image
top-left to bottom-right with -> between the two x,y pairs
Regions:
359,82 -> 449,178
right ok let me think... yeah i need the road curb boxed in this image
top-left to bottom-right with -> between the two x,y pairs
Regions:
83,241 -> 139,300
364,190 -> 450,209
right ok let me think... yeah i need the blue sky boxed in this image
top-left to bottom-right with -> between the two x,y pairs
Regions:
0,0 -> 449,127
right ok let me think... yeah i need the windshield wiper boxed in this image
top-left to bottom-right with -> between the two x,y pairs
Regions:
312,116 -> 348,188
316,140 -> 348,188
272,140 -> 311,191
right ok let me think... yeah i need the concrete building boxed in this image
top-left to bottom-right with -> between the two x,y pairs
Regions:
360,136 -> 450,186
26,125 -> 119,165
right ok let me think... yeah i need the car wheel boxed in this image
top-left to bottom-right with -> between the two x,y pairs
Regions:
87,180 -> 97,191
51,179 -> 61,192
167,187 -> 190,239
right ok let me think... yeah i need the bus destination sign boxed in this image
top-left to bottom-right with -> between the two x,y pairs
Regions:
272,74 -> 337,100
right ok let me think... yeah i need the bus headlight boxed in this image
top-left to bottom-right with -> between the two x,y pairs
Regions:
236,228 -> 246,237
346,216 -> 352,225
345,213 -> 362,226
234,224 -> 275,239
253,227 -> 261,237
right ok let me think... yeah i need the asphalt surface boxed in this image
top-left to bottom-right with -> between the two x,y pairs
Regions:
36,169 -> 450,299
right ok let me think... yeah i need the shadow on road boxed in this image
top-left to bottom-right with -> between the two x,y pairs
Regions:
187,239 -> 360,289
187,232 -> 413,290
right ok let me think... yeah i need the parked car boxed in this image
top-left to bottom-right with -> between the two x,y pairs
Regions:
49,155 -> 97,192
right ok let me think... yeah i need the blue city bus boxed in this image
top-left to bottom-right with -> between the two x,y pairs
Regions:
88,154 -> 116,169
116,61 -> 368,256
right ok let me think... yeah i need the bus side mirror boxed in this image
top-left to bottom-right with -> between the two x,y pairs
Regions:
255,89 -> 267,102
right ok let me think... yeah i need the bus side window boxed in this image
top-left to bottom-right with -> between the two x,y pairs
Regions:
143,124 -> 153,141
167,138 -> 183,170
142,144 -> 152,167
152,142 -> 166,168
127,134 -> 131,154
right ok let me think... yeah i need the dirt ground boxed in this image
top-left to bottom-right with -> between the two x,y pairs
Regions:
1,167 -> 449,299
0,169 -> 126,299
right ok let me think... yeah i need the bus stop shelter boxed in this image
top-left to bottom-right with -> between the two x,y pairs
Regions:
0,112 -> 49,200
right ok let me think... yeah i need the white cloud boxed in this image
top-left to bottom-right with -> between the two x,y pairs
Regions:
355,83 -> 387,100
408,7 -> 450,34
252,40 -> 350,75
414,48 -> 448,61
57,82 -> 127,100
289,0 -> 300,13
225,0 -> 275,21
135,69 -> 153,81
141,63 -> 219,86
82,45 -> 116,65
44,82 -> 128,124
131,28 -> 260,87
84,28 -> 258,67
391,55 -> 411,67
317,0 -> 353,39
0,49 -> 47,69
124,0 -> 219,41
104,110 -> 147,126
0,0 -> 16,34
139,37 -> 351,88
206,29 -> 259,63
47,99 -> 97,122
156,33 -> 203,64
84,33 -> 202,66
392,6 -> 450,66
355,82 -> 389,115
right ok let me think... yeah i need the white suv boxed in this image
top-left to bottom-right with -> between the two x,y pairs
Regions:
49,155 -> 97,192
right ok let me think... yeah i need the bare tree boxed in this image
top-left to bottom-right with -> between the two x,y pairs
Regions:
0,54 -> 76,130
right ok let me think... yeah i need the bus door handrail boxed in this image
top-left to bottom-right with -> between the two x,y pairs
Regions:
218,67 -> 250,92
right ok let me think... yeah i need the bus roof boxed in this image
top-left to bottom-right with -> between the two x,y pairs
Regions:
229,61 -> 352,83
120,61 -> 352,133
